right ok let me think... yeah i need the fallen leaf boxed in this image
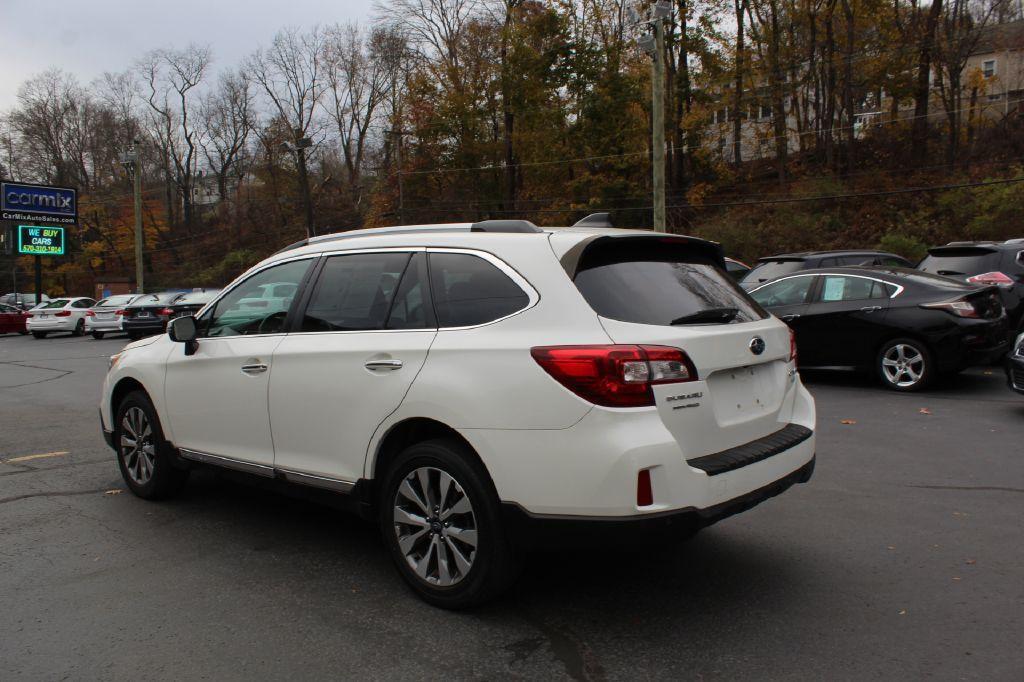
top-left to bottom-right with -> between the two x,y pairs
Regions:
898,609 -> 907,615
983,371 -> 992,375
840,419 -> 857,425
965,559 -> 976,565
104,489 -> 122,496
952,577 -> 962,581
919,408 -> 932,415
887,545 -> 895,550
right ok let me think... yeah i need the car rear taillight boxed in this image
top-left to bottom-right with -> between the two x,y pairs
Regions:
530,345 -> 697,408
115,309 -> 126,316
159,308 -> 174,316
55,310 -> 72,317
966,271 -> 1014,288
920,298 -> 980,318
789,328 -> 798,363
86,310 -> 95,317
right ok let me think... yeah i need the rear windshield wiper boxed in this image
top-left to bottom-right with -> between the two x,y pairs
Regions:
670,307 -> 739,325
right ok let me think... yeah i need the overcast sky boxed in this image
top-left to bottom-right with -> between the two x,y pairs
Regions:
0,0 -> 376,111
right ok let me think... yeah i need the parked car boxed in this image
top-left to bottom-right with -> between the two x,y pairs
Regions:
749,266 -> 1009,391
165,289 -> 221,319
26,297 -> 97,338
724,257 -> 751,281
917,240 -> 1024,334
740,250 -> 913,289
101,220 -> 816,609
0,303 -> 30,335
85,294 -> 140,339
1,292 -> 51,310
1007,332 -> 1024,396
120,292 -> 186,340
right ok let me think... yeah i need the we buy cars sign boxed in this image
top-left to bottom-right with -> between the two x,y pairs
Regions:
2,181 -> 78,225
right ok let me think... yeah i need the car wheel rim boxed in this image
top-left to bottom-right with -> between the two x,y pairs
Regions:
120,406 -> 156,485
393,466 -> 477,587
882,344 -> 925,387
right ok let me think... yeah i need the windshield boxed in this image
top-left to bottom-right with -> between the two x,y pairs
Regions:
96,295 -> 136,307
572,239 -> 766,326
742,259 -> 806,285
918,249 -> 1000,277
176,290 -> 219,305
129,292 -> 181,306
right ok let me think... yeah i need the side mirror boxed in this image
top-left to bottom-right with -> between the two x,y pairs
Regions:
168,315 -> 199,356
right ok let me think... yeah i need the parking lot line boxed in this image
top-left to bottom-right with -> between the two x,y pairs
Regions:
4,451 -> 70,464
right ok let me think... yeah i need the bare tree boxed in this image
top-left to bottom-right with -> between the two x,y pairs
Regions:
138,45 -> 212,229
199,69 -> 254,203
324,23 -> 390,197
249,26 -> 326,238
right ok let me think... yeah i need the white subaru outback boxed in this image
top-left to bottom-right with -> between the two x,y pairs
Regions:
100,219 -> 816,608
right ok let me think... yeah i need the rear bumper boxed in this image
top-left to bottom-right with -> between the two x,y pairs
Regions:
503,457 -> 815,549
85,317 -> 124,332
122,319 -> 168,334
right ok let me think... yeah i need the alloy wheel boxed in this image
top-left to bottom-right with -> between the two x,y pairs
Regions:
881,343 -> 925,388
120,406 -> 156,485
392,466 -> 478,587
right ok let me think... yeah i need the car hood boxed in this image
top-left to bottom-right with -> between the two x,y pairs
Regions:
123,335 -> 161,351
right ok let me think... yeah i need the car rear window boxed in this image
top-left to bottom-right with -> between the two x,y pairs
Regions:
97,295 -> 137,307
42,299 -> 70,309
573,239 -> 767,326
918,248 -> 1000,277
743,259 -> 806,284
176,291 -> 219,305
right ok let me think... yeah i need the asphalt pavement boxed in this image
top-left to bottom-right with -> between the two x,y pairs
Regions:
1,331 -> 1022,680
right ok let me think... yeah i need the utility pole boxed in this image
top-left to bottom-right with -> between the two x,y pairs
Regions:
122,141 -> 145,294
651,18 -> 667,233
634,1 -> 672,233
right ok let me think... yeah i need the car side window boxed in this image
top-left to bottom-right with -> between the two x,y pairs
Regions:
818,257 -> 838,267
820,276 -> 876,302
751,276 -> 814,307
201,259 -> 312,337
386,254 -> 433,330
301,252 -> 412,332
72,299 -> 92,309
871,281 -> 895,298
428,253 -> 530,327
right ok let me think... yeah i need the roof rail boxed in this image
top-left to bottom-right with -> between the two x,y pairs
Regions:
469,219 -> 542,233
572,212 -> 613,228
272,223 -> 474,255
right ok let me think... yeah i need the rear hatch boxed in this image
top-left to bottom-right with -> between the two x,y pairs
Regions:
124,294 -> 178,322
918,246 -> 1000,279
563,235 -> 798,459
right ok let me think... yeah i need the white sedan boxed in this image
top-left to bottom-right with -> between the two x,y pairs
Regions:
27,297 -> 96,338
85,294 -> 140,339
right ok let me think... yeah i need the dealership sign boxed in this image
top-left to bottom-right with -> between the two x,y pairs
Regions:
2,182 -> 78,225
17,225 -> 65,256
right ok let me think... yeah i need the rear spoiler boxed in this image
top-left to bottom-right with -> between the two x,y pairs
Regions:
559,233 -> 725,277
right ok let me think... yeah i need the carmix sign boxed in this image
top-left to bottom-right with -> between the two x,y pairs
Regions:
17,225 -> 65,256
2,181 -> 77,225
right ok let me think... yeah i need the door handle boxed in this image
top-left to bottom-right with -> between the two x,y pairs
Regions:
241,363 -> 268,375
781,314 -> 801,322
860,306 -> 882,313
365,359 -> 403,371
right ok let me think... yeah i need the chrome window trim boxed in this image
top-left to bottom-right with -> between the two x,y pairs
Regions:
750,272 -> 905,299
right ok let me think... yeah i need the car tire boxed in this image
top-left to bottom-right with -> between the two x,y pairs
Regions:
877,338 -> 933,392
91,331 -> 105,340
19,330 -> 28,335
379,438 -> 521,609
32,331 -> 47,339
113,390 -> 189,500
72,319 -> 85,336
126,332 -> 140,341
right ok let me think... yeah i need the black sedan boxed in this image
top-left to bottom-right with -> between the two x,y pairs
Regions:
749,267 -> 1010,391
1008,333 -> 1024,396
121,292 -> 186,340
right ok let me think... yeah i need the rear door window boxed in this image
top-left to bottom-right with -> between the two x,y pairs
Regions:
573,239 -> 766,325
301,252 -> 411,332
428,253 -> 530,327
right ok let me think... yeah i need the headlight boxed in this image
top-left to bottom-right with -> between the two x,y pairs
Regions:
108,352 -> 123,371
1015,333 -> 1024,357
